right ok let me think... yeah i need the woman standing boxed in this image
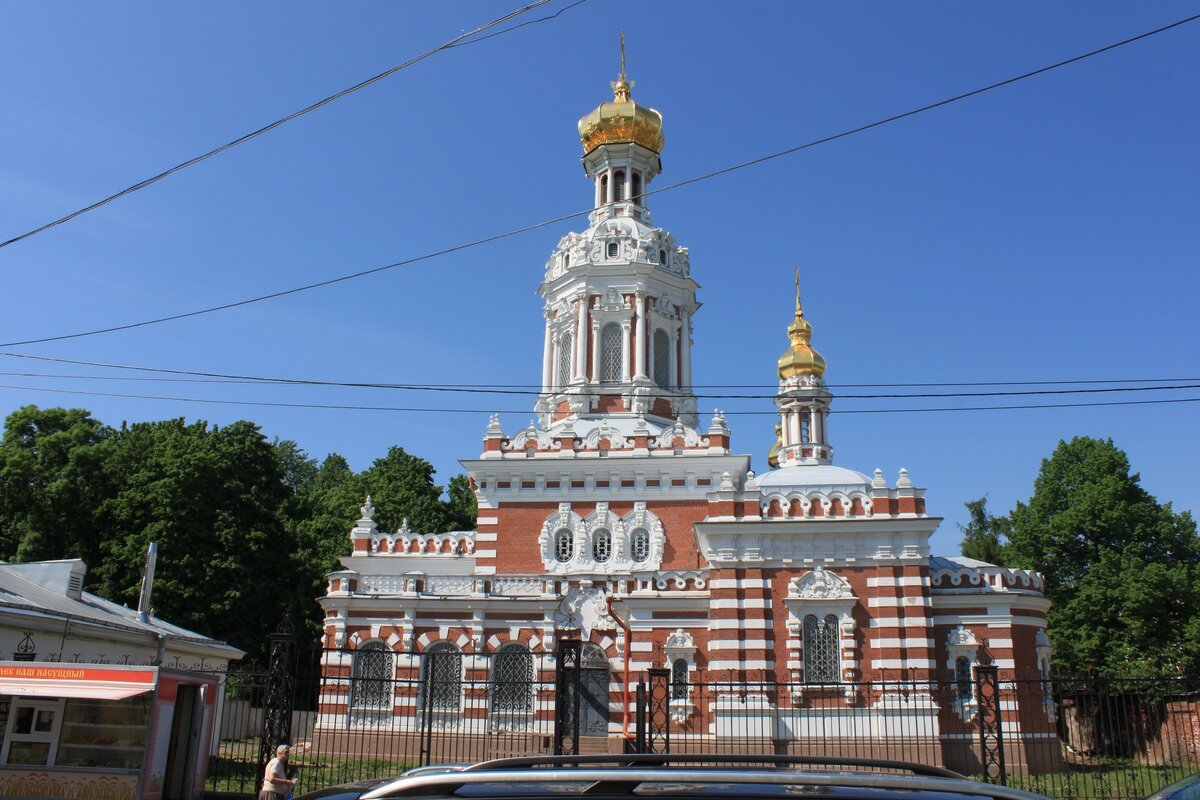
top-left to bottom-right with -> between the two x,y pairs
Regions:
260,744 -> 295,800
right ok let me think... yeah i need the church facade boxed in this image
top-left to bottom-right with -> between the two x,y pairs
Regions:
315,62 -> 1056,769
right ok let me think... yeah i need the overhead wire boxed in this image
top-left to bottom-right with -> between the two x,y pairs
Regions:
2,383 -> 1198,417
2,11 -> 1198,348
3,352 -> 1200,401
0,0 -> 572,250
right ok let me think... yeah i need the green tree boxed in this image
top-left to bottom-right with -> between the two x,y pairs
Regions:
445,474 -> 478,531
0,406 -> 114,564
90,418 -> 292,657
1004,437 -> 1200,676
957,495 -> 1007,565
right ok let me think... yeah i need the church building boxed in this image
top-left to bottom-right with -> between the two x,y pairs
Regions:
315,57 -> 1056,770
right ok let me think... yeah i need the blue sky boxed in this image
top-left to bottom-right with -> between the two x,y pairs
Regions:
2,1 -> 1197,557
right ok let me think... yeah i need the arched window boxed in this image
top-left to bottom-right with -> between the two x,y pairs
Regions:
955,656 -> 973,701
802,614 -> 839,683
563,252 -> 570,269
349,641 -> 393,710
653,329 -> 670,388
801,415 -> 811,444
556,332 -> 573,389
607,241 -> 619,259
592,529 -> 612,563
613,170 -> 626,202
491,643 -> 534,720
555,528 -> 574,563
600,324 -> 622,383
659,248 -> 667,265
630,528 -> 650,563
421,642 -> 462,713
600,174 -> 609,204
671,657 -> 689,700
631,172 -> 642,204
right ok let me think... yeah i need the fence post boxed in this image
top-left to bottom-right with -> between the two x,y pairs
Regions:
648,667 -> 670,754
634,681 -> 647,754
554,638 -> 582,755
975,664 -> 1007,785
258,612 -> 297,784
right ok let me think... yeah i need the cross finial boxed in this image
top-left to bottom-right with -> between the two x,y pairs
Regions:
620,30 -> 626,77
794,266 -> 803,315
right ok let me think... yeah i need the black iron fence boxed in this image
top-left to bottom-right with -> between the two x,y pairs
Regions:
202,648 -> 1200,800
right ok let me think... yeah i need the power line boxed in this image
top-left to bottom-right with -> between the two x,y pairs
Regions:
3,352 -> 1200,399
2,11 -> 1196,348
0,0 -> 571,251
5,366 -> 1200,402
2,383 -> 1198,417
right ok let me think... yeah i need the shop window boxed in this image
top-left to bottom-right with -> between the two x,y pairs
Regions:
802,614 -> 840,683
350,640 -> 394,711
2,699 -> 61,766
56,696 -> 149,769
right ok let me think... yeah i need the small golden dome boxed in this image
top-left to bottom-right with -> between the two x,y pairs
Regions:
577,34 -> 664,155
777,269 -> 826,380
767,424 -> 782,469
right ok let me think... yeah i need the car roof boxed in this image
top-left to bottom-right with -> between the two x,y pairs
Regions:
359,756 -> 1050,800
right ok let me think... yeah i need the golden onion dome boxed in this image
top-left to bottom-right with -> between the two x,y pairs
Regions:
777,270 -> 826,380
767,424 -> 782,469
577,35 -> 664,155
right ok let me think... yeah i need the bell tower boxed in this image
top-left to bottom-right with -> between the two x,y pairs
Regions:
770,271 -> 833,468
535,40 -> 700,432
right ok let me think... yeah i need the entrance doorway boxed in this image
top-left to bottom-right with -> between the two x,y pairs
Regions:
580,645 -> 610,736
163,684 -> 200,800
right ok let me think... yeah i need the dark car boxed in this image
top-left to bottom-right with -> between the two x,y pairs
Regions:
1147,772 -> 1200,800
296,755 -> 1051,800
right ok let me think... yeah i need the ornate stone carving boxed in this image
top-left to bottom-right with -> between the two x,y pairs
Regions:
790,566 -> 852,599
947,626 -> 978,647
553,583 -> 616,637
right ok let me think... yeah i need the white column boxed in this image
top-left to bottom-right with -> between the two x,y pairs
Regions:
621,320 -> 632,382
590,321 -> 601,383
542,315 -> 553,393
680,311 -> 693,389
573,295 -> 588,381
634,294 -> 647,380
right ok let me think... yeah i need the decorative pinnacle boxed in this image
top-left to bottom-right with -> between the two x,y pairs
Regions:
794,266 -> 802,316
611,30 -> 634,102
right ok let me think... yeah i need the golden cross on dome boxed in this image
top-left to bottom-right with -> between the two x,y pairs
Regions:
611,30 -> 634,102
794,266 -> 804,316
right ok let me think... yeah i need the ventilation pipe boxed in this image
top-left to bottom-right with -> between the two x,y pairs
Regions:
137,542 -> 157,624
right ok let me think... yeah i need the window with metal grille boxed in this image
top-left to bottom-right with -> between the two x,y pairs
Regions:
1039,658 -> 1052,705
653,329 -> 670,388
592,529 -> 612,562
491,644 -> 534,717
555,528 -> 574,562
802,614 -> 840,683
956,656 -> 973,701
421,643 -> 462,713
607,241 -> 619,259
630,528 -> 650,562
350,641 -> 393,709
600,324 -> 622,383
556,332 -> 572,389
671,658 -> 689,700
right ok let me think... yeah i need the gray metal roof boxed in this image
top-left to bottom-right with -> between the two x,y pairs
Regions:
0,559 -> 243,657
